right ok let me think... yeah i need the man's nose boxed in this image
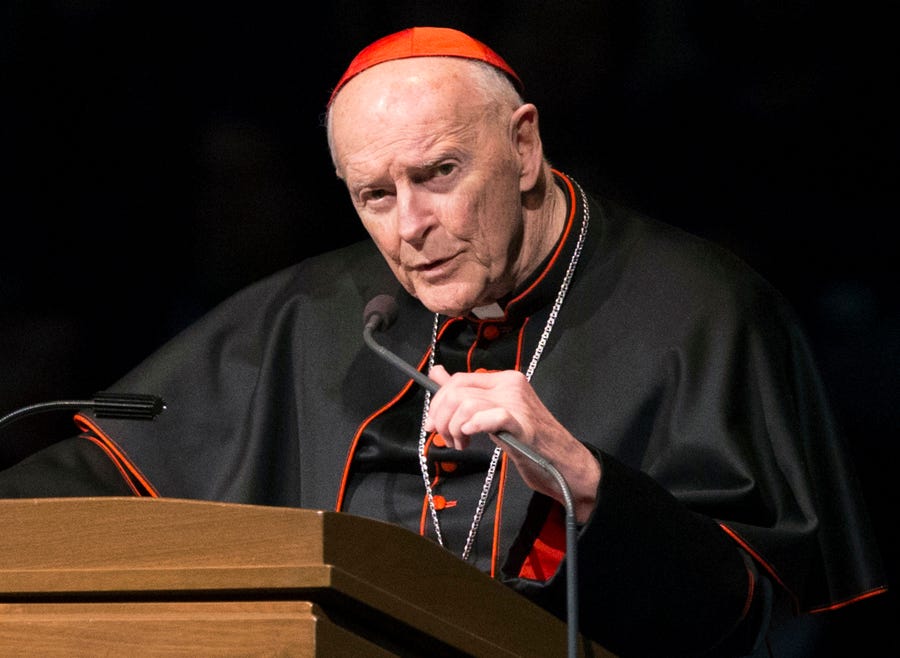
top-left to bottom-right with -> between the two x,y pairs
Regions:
396,187 -> 434,243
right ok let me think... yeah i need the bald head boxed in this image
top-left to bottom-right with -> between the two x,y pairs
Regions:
326,56 -> 522,174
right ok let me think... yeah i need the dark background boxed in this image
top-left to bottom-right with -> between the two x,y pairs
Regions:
1,1 -> 896,651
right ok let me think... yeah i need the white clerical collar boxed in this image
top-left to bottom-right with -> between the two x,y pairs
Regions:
471,302 -> 505,319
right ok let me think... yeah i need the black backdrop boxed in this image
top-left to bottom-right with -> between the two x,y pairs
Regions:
2,1 -> 897,650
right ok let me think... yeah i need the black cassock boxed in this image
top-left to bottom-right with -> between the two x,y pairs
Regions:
1,172 -> 886,656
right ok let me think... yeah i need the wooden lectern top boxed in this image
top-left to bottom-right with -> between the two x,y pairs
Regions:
0,497 -> 612,657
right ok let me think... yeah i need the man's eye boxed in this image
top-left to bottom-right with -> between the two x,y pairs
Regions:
434,163 -> 455,177
362,188 -> 387,203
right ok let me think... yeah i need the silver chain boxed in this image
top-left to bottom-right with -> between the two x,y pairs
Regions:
417,178 -> 590,562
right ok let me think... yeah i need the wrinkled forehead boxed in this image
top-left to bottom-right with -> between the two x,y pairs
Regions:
333,57 -> 482,114
330,60 -> 492,173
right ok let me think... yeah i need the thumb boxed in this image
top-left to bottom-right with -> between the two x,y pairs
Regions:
428,364 -> 452,386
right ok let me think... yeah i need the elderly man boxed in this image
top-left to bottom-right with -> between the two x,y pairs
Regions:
0,27 -> 886,657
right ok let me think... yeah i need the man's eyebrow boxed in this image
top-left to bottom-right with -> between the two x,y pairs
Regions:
415,156 -> 446,170
417,149 -> 465,170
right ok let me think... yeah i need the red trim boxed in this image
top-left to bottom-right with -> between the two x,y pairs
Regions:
73,413 -> 159,497
740,565 -> 756,618
336,377 -> 419,511
506,170 -> 576,309
718,522 -> 889,615
490,455 -> 509,579
808,586 -> 889,613
80,434 -> 142,496
466,326 -> 480,369
719,522 -> 798,613
515,316 -> 529,364
436,316 -> 458,341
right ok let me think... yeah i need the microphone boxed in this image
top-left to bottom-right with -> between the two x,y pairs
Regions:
0,392 -> 166,431
363,293 -> 399,332
363,294 -> 440,395
362,295 -> 580,658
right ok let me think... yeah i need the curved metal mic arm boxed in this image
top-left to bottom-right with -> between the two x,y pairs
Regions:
0,393 -> 166,430
364,316 -> 580,658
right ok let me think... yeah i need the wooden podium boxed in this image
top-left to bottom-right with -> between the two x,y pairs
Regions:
0,497 -> 612,656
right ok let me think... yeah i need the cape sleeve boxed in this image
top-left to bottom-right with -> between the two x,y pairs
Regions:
502,451 -> 770,657
0,431 -> 141,498
499,222 -> 888,656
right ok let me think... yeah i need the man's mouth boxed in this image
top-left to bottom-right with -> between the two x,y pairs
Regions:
416,257 -> 449,271
409,253 -> 461,280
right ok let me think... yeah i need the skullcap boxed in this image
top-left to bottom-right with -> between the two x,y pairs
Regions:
328,27 -> 523,106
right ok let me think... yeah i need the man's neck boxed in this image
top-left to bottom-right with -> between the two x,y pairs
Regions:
516,169 -> 568,289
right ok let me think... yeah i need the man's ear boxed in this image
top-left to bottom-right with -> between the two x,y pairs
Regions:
511,103 -> 543,192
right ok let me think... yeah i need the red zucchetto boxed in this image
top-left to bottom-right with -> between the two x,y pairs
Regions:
328,26 -> 523,106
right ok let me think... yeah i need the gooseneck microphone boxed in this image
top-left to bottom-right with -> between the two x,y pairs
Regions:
0,392 -> 166,431
363,294 -> 580,658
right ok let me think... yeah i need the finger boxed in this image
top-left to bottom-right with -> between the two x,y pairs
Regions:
428,364 -> 451,385
429,394 -> 495,448
459,406 -> 523,442
444,369 -> 527,393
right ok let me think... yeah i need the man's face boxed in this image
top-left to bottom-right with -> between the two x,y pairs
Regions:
329,58 -> 525,316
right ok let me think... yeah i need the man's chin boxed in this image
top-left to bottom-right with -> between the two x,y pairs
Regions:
413,287 -> 477,318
